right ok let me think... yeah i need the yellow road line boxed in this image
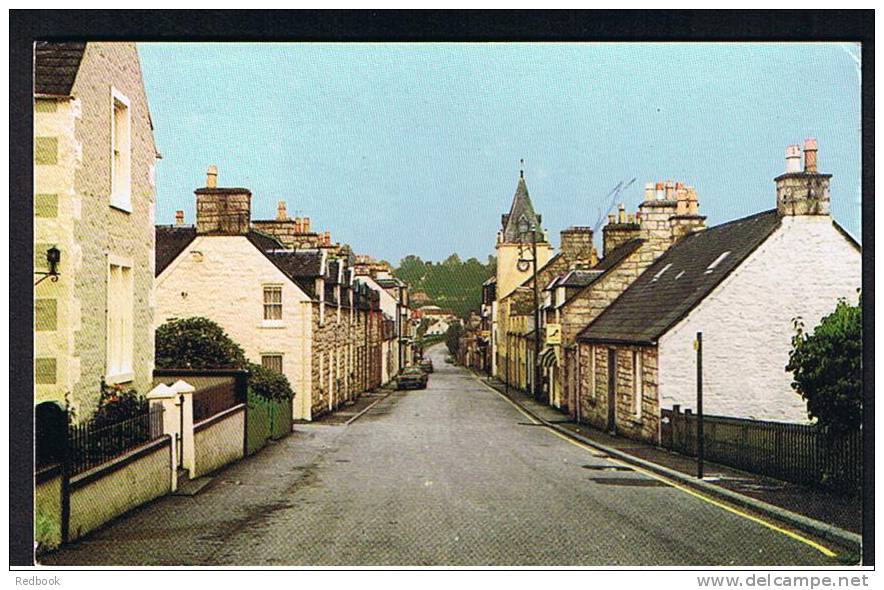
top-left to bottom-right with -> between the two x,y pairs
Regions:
475,375 -> 838,558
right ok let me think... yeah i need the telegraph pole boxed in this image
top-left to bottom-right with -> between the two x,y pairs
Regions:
696,331 -> 704,479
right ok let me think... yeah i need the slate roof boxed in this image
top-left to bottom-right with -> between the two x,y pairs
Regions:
561,238 -> 643,306
155,226 -> 197,276
34,42 -> 87,96
264,249 -> 324,279
559,269 -> 604,289
501,176 -> 544,243
577,210 -> 783,345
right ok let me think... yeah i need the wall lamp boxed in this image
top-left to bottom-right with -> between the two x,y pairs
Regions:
34,245 -> 61,286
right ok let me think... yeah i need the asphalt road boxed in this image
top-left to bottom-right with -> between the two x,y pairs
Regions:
43,346 -> 842,566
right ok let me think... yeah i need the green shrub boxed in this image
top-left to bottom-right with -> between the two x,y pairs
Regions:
34,510 -> 60,553
786,294 -> 862,433
93,381 -> 147,427
246,362 -> 294,401
155,317 -> 247,369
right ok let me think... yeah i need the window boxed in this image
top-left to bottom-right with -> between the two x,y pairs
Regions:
107,260 -> 134,382
632,350 -> 643,420
261,354 -> 283,374
110,88 -> 131,211
263,285 -> 282,320
705,251 -> 731,274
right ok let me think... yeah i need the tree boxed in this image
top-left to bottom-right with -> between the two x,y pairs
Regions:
155,317 -> 294,401
445,321 -> 464,357
786,294 -> 862,433
155,317 -> 247,369
246,362 -> 294,401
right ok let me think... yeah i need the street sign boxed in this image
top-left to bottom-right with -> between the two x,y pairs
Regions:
545,323 -> 562,345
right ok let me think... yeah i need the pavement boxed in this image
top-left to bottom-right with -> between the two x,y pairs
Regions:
41,346 -> 853,566
484,376 -> 862,536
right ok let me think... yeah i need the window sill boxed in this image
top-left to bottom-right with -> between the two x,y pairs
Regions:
110,198 -> 132,214
105,371 -> 134,385
260,321 -> 286,329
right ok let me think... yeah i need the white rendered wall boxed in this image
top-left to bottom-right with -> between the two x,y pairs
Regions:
155,236 -> 314,419
658,216 -> 860,422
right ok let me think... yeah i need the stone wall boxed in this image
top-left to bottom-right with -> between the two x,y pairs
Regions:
35,42 -> 157,418
577,344 -> 659,442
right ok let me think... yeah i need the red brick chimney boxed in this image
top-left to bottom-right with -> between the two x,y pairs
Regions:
175,210 -> 185,226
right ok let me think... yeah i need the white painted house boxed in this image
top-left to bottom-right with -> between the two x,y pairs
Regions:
576,140 -> 861,442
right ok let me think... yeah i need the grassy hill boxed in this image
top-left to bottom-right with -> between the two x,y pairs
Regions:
394,254 -> 495,319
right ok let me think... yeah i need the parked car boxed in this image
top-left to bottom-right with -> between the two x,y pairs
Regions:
397,366 -> 428,390
420,358 -> 434,373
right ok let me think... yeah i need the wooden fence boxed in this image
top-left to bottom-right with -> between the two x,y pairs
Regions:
661,406 -> 862,492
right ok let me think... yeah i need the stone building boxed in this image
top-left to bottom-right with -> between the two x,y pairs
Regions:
155,167 -> 382,420
492,169 -> 555,384
34,42 -> 160,418
576,140 -> 861,442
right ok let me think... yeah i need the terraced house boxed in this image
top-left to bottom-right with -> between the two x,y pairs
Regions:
34,42 -> 160,418
154,167 -> 383,420
577,141 -> 861,441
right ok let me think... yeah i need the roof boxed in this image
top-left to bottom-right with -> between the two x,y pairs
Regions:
264,249 -> 325,279
559,269 -> 604,289
155,226 -> 197,276
34,42 -> 87,96
501,176 -> 543,243
577,209 -> 782,345
561,238 -> 643,306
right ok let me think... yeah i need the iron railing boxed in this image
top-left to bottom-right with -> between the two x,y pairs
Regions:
67,405 -> 165,475
661,407 -> 862,492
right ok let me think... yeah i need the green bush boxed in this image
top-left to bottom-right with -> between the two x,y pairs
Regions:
93,381 -> 147,428
155,317 -> 247,369
34,510 -> 60,553
786,294 -> 862,433
246,362 -> 294,401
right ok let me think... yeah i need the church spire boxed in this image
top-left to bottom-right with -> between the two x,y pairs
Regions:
500,164 -> 543,243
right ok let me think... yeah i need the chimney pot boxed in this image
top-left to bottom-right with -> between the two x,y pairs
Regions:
655,182 -> 664,200
803,138 -> 818,173
277,200 -> 288,221
206,165 -> 218,189
304,217 -> 311,233
785,144 -> 802,173
644,182 -> 655,201
175,210 -> 185,226
607,213 -> 616,224
665,180 -> 675,200
618,203 -> 626,223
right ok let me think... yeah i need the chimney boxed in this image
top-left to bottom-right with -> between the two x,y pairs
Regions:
195,165 -> 252,235
560,226 -> 594,264
804,138 -> 818,173
638,179 -> 680,259
294,216 -> 302,233
206,164 -> 218,189
670,184 -> 706,242
775,138 -> 831,216
277,200 -> 288,221
175,210 -> 185,226
303,217 -> 311,233
602,207 -> 641,257
785,145 -> 802,173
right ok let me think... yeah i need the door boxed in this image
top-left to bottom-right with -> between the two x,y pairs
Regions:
607,349 -> 617,433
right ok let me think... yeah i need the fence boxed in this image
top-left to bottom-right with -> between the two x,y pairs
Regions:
246,391 -> 293,455
68,406 -> 165,475
193,381 -> 240,423
661,406 -> 862,492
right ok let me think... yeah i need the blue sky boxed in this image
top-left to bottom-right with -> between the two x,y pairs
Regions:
139,42 -> 861,264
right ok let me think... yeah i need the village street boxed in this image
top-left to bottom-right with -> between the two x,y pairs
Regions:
42,346 -> 840,567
